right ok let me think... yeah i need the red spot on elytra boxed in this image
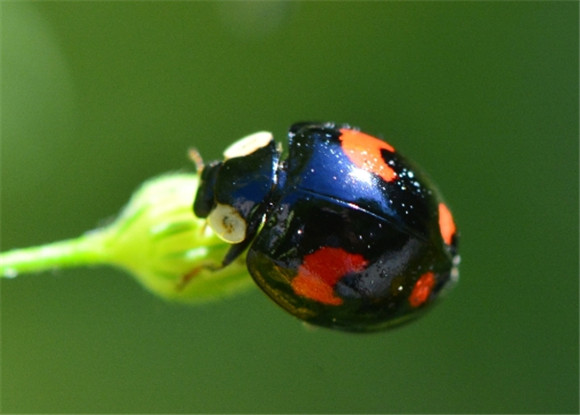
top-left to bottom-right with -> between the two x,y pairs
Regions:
408,272 -> 436,307
339,128 -> 397,182
438,203 -> 456,246
291,247 -> 368,306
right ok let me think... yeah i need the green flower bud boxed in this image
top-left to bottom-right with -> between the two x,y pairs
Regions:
0,173 -> 254,303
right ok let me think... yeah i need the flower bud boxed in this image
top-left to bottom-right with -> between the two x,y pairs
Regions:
103,173 -> 253,302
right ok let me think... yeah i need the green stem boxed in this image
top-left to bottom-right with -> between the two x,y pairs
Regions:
0,230 -> 109,278
0,174 -> 253,303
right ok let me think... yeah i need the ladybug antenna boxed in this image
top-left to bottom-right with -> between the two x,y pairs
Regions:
188,148 -> 205,172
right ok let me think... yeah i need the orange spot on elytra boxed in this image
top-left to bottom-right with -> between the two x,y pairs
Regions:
292,276 -> 343,305
408,272 -> 436,307
438,203 -> 456,245
291,247 -> 368,306
339,128 -> 397,182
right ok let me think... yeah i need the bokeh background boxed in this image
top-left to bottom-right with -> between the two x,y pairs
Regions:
1,2 -> 578,413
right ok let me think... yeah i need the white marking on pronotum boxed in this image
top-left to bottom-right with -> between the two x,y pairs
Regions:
223,131 -> 273,159
207,203 -> 247,243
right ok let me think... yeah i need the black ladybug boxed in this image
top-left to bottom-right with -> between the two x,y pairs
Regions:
193,122 -> 459,332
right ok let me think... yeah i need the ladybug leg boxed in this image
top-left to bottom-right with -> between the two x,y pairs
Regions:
176,265 -> 211,291
176,221 -> 260,291
177,251 -> 241,291
220,237 -> 254,267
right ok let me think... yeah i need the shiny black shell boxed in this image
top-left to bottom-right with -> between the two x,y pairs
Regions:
194,122 -> 459,332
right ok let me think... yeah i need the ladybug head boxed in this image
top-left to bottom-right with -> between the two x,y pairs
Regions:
192,131 -> 280,244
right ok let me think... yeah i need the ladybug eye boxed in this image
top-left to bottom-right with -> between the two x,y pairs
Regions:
223,131 -> 273,160
207,203 -> 247,243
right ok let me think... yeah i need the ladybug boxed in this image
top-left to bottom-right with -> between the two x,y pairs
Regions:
193,122 -> 459,332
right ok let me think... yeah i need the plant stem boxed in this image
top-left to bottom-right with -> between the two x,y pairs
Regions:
0,230 -> 109,278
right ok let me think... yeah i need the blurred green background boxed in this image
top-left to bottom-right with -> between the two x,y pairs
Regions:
1,2 -> 578,413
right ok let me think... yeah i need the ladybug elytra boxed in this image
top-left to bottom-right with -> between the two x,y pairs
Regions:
193,122 -> 459,332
